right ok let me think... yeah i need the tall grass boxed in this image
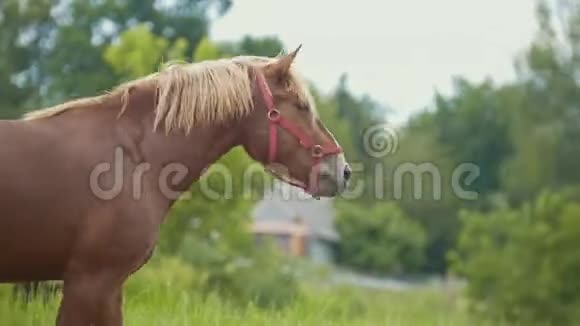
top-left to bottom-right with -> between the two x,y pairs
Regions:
0,259 -> 485,326
0,286 -> 485,325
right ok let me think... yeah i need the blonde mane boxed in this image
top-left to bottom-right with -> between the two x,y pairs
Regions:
23,55 -> 313,133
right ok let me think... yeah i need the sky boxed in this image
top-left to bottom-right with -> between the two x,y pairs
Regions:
211,0 -> 538,123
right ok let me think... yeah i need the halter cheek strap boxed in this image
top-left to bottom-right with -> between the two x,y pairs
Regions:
255,72 -> 343,194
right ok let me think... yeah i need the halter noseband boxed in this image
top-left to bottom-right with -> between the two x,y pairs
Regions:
255,71 -> 343,194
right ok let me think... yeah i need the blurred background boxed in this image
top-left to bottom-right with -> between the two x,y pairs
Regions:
2,0 -> 580,325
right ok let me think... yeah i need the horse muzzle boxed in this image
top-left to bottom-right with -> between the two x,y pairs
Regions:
310,153 -> 350,198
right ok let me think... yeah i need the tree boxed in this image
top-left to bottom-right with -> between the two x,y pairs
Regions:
370,1 -> 580,274
104,24 -> 189,79
383,120 -> 462,273
500,1 -> 580,202
220,35 -> 285,57
430,79 -> 513,196
0,0 -> 230,117
450,188 -> 580,325
0,0 -> 53,118
335,201 -> 427,275
335,74 -> 387,161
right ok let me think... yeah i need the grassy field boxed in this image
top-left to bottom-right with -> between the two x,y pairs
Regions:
0,285 -> 486,326
0,260 -> 488,326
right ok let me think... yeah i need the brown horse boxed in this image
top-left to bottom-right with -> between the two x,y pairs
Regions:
0,47 -> 350,325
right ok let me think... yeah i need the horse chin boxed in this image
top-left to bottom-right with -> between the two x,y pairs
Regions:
314,176 -> 342,198
264,166 -> 343,199
265,165 -> 307,189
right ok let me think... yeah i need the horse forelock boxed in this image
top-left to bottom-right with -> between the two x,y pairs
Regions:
22,56 -> 314,133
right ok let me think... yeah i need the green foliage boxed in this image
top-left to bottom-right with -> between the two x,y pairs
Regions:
125,250 -> 300,310
220,35 -> 285,57
379,119 -> 462,273
374,1 -> 580,275
494,1 -> 580,202
431,80 -> 512,195
334,74 -> 386,161
194,35 -> 284,62
0,0 -> 229,116
450,189 -> 580,325
0,0 -> 53,117
202,245 -> 300,309
104,25 -> 189,79
194,37 -> 223,62
335,201 -> 427,275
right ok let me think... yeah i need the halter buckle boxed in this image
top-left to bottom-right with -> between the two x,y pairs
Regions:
312,145 -> 324,158
267,109 -> 281,122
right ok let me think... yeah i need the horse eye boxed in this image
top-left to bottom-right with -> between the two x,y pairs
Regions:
298,103 -> 310,112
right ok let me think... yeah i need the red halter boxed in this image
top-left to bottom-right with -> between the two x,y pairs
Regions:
255,71 -> 343,194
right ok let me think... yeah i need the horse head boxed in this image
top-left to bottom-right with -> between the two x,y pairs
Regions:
240,46 -> 351,198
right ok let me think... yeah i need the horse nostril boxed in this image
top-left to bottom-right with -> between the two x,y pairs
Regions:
343,165 -> 352,181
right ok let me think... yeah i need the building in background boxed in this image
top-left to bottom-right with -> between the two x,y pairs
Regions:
251,182 -> 339,264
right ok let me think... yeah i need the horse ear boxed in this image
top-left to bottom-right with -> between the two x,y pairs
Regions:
265,44 -> 302,79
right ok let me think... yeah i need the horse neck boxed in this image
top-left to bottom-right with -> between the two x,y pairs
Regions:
127,85 -> 244,204
142,125 -> 241,183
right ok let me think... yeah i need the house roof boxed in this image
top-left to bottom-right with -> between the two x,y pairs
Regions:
251,220 -> 309,236
252,181 -> 340,242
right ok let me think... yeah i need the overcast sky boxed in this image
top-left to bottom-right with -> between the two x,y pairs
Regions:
211,0 -> 538,122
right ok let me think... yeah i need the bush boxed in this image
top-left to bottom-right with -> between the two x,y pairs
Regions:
125,256 -> 198,294
204,246 -> 300,309
127,248 -> 300,310
335,201 -> 427,275
175,233 -> 300,309
449,189 -> 580,325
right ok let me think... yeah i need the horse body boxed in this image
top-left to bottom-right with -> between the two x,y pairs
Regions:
0,118 -> 89,281
0,50 -> 350,325
0,85 -> 237,278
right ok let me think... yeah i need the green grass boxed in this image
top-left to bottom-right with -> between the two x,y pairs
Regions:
0,259 -> 485,326
0,285 -> 483,326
